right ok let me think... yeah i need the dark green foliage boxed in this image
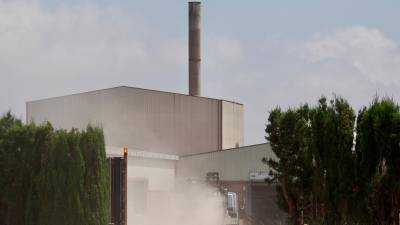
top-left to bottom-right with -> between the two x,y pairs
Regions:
355,98 -> 400,225
266,106 -> 314,224
0,113 -> 109,225
309,97 -> 356,224
81,126 -> 109,225
265,96 -> 400,225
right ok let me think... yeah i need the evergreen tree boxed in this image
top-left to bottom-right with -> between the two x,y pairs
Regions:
356,98 -> 400,225
25,123 -> 53,225
266,106 -> 313,225
81,126 -> 109,225
266,96 -> 400,225
0,113 -> 109,225
64,128 -> 85,225
266,97 -> 357,225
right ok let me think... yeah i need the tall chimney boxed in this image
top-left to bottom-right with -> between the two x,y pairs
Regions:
189,1 -> 201,96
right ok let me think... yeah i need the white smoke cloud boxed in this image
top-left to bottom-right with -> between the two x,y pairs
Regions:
206,27 -> 400,145
132,182 -> 225,225
301,26 -> 400,87
0,0 -> 187,120
205,37 -> 244,68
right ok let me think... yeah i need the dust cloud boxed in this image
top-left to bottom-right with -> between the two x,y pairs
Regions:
129,182 -> 225,225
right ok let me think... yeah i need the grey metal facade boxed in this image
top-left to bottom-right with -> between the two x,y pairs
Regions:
176,143 -> 274,181
26,86 -> 243,155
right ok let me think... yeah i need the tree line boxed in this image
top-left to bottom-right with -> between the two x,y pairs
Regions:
0,112 -> 109,225
265,97 -> 400,225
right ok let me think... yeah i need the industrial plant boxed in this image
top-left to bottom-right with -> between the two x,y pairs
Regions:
26,2 -> 285,225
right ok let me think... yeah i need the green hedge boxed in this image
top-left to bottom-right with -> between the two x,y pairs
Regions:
0,112 -> 109,225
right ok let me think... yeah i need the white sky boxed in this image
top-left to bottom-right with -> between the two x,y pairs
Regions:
1,0 -> 399,145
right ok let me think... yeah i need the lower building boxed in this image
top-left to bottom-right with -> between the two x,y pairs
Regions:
107,143 -> 286,225
177,143 -> 287,225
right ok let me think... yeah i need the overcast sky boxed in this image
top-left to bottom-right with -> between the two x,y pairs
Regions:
1,0 -> 400,145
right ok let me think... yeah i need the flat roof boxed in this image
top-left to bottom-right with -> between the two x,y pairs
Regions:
26,85 -> 243,106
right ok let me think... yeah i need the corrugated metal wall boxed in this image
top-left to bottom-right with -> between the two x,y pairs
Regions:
176,143 -> 274,181
27,87 -> 243,155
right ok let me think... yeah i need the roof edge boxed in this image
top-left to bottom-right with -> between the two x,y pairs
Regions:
180,142 -> 270,158
26,85 -> 243,105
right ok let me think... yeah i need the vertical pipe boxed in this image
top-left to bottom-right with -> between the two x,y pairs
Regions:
121,148 -> 128,225
189,1 -> 201,96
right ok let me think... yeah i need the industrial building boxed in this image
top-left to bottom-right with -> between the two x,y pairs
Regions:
26,87 -> 284,225
27,86 -> 244,156
26,1 -> 285,225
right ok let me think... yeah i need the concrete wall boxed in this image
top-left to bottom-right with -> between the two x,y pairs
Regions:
126,156 -> 177,224
176,143 -> 274,181
127,157 -> 176,191
26,86 -> 243,156
222,101 -> 244,149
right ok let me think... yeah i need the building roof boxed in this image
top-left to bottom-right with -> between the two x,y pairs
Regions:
26,85 -> 245,155
180,143 -> 269,158
26,86 -> 243,106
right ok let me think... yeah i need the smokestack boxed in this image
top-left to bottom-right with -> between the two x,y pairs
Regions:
189,1 -> 201,96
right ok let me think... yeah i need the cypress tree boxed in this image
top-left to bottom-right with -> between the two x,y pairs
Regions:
356,98 -> 400,225
25,123 -> 53,225
0,113 -> 109,225
0,113 -> 34,225
81,126 -> 109,225
37,124 -> 56,225
64,128 -> 85,225
267,97 -> 357,225
266,106 -> 314,225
